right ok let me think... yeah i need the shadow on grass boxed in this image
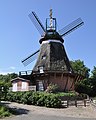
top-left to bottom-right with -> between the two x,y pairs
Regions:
0,101 -> 29,116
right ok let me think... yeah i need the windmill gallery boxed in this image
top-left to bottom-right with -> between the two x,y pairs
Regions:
19,9 -> 84,92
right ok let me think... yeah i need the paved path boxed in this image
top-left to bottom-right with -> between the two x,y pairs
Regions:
2,113 -> 96,120
1,101 -> 96,120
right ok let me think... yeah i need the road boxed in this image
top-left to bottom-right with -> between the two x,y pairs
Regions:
1,101 -> 96,120
2,113 -> 96,120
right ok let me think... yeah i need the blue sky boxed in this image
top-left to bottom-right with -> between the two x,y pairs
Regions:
0,0 -> 96,75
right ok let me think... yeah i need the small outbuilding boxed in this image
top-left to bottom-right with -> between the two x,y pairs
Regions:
11,77 -> 30,92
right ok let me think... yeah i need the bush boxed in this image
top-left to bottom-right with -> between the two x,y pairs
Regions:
28,92 -> 40,105
21,91 -> 33,104
45,94 -> 62,108
46,83 -> 59,93
6,91 -> 62,108
77,93 -> 87,100
0,105 -> 11,118
6,92 -> 15,102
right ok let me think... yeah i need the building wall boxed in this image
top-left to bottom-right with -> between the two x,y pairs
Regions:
35,73 -> 75,91
48,74 -> 74,91
12,79 -> 30,92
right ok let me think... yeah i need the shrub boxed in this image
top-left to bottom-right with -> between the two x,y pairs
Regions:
45,94 -> 62,108
21,91 -> 33,104
6,91 -> 62,108
77,93 -> 87,100
36,96 -> 45,106
6,92 -> 14,102
29,92 -> 40,105
0,105 -> 11,118
46,83 -> 59,93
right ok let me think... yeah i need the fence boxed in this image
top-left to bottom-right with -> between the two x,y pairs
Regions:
62,99 -> 90,107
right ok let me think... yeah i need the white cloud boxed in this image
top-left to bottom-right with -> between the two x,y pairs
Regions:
0,71 -> 10,75
10,66 -> 16,70
0,66 -> 16,75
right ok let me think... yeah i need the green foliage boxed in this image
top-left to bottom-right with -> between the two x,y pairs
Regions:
46,83 -> 59,93
75,78 -> 96,97
6,91 -> 62,108
0,73 -> 18,83
7,91 -> 87,107
0,105 -> 11,118
91,66 -> 96,79
21,91 -> 33,104
70,60 -> 90,78
6,92 -> 15,102
75,80 -> 92,95
0,82 -> 10,100
74,66 -> 96,97
45,94 -> 61,108
0,73 -> 18,101
57,91 -> 76,97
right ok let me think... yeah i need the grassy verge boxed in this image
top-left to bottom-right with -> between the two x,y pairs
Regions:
0,104 -> 11,118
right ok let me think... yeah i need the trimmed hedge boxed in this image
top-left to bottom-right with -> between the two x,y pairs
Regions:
6,91 -> 62,108
6,91 -> 87,108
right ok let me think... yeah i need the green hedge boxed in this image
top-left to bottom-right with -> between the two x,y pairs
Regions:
6,91 -> 87,108
6,91 -> 62,108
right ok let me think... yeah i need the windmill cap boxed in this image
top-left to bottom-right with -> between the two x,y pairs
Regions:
39,31 -> 64,44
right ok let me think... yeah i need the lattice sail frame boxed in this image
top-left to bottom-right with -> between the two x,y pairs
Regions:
22,10 -> 84,66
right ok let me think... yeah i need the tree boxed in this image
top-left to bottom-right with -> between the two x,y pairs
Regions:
75,66 -> 96,97
75,78 -> 92,96
91,66 -> 96,79
70,59 -> 90,78
0,73 -> 18,100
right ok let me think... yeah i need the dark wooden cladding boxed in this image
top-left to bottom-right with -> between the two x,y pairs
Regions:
33,41 -> 73,73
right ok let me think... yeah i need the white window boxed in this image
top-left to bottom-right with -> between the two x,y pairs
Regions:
13,83 -> 17,92
22,82 -> 27,90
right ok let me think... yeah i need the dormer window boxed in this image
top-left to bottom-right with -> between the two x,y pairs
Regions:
42,55 -> 46,60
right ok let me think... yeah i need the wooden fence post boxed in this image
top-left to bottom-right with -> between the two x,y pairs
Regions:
84,99 -> 86,107
67,100 -> 69,107
75,100 -> 77,107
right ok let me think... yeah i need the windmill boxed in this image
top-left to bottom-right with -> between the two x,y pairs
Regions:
21,9 -> 84,91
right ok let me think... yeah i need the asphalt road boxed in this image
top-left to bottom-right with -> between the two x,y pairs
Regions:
2,113 -> 96,120
1,101 -> 96,120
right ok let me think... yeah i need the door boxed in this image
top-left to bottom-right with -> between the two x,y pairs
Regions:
37,81 -> 44,91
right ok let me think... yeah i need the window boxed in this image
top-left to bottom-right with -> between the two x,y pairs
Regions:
22,82 -> 27,89
42,55 -> 46,60
13,83 -> 17,92
38,66 -> 44,73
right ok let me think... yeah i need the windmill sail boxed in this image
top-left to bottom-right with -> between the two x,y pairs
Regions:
58,18 -> 84,37
28,12 -> 46,36
22,11 -> 84,67
22,50 -> 40,66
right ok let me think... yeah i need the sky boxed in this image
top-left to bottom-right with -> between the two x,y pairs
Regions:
0,0 -> 96,75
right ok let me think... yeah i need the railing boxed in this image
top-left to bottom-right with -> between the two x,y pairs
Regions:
9,86 -> 36,92
19,70 -> 32,76
62,99 -> 90,107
